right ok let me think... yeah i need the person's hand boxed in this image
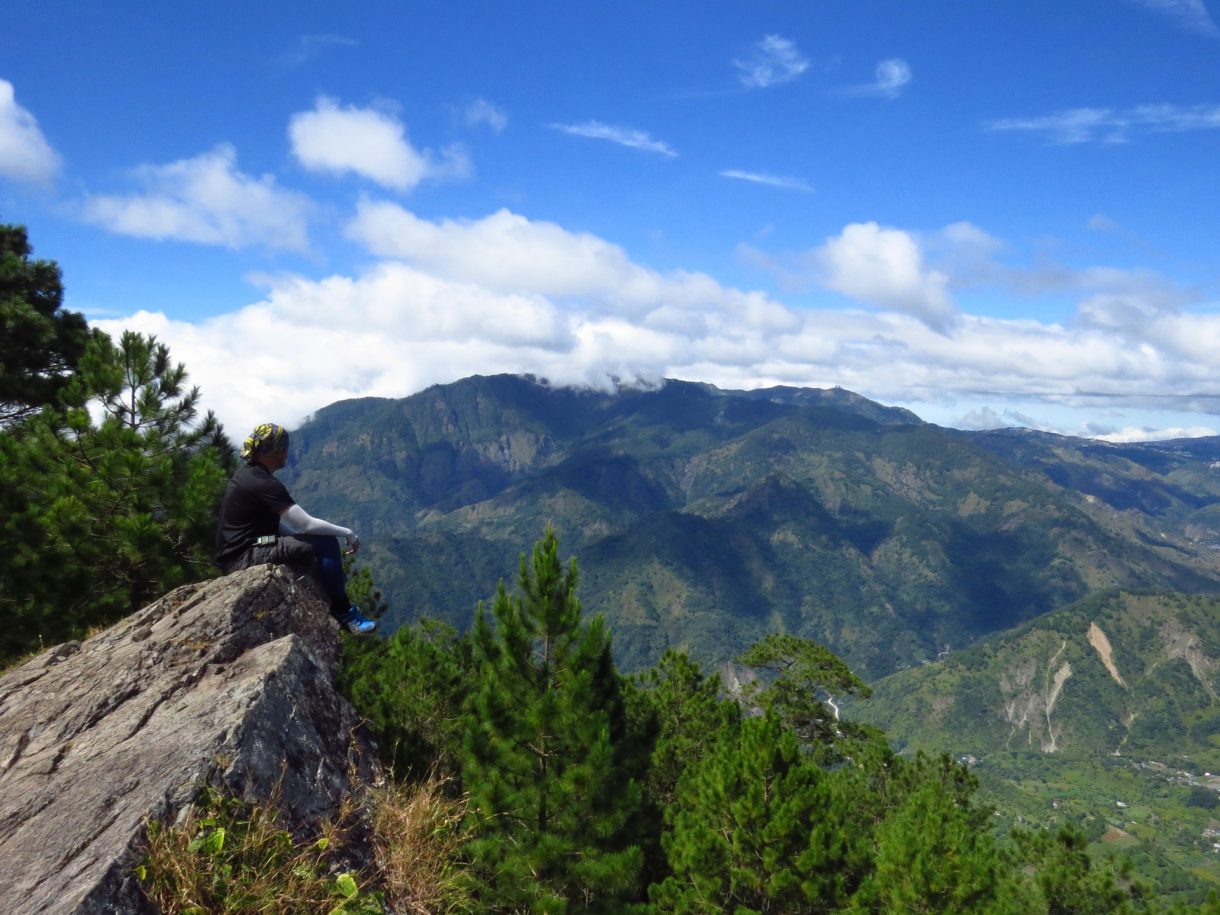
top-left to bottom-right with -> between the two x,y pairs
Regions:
345,532 -> 361,555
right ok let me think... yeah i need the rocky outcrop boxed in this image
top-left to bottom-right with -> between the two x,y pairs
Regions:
0,565 -> 376,914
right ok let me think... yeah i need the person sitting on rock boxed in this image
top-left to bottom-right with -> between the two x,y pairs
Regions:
215,422 -> 376,634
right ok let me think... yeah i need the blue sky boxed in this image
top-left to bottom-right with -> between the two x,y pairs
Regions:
3,0 -> 1220,441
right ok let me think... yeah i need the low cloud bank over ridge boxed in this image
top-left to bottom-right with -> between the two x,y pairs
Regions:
98,203 -> 1220,443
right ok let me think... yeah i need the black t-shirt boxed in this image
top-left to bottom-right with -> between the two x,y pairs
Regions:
215,463 -> 296,568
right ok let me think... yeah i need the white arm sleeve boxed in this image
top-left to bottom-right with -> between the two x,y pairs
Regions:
281,503 -> 352,538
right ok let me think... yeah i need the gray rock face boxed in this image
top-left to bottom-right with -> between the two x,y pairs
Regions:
0,566 -> 376,914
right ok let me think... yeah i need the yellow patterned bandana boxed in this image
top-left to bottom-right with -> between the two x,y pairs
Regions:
240,423 -> 289,462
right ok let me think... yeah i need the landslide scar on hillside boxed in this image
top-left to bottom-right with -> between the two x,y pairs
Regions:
1087,622 -> 1127,688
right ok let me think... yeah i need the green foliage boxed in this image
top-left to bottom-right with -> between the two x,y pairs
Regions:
460,527 -> 646,912
1185,786 -> 1219,810
855,587 -> 1220,764
339,532 -> 1165,913
0,224 -> 92,423
975,751 -> 1220,906
624,648 -> 739,891
738,632 -> 876,760
1012,825 -> 1141,914
649,710 -> 870,913
342,559 -> 389,622
652,724 -> 1049,915
0,329 -> 233,661
139,784 -> 382,915
852,589 -> 1220,902
631,647 -> 737,813
339,617 -> 471,780
854,780 -> 1027,914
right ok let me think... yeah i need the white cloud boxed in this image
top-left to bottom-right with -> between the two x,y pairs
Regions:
0,79 -> 61,185
874,58 -> 912,98
936,400 -> 1219,442
986,103 -> 1220,143
952,406 -> 1034,431
345,201 -> 653,304
922,221 -> 1006,284
815,222 -> 956,328
1127,0 -> 1220,37
720,170 -> 814,193
745,219 -> 1190,333
852,58 -> 912,99
344,201 -> 775,321
81,144 -> 313,251
836,58 -> 913,99
734,35 -> 810,89
1093,424 -> 1217,442
92,263 -> 577,438
549,121 -> 677,157
987,107 -> 1114,143
465,98 -> 507,132
93,208 -> 1220,444
432,143 -> 473,181
289,97 -> 464,190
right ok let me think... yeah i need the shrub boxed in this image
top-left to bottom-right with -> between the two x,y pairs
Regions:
138,784 -> 381,914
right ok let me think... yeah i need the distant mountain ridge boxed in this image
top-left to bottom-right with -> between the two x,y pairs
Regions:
280,374 -> 1220,678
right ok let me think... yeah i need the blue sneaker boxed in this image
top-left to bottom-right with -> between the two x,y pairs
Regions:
339,606 -> 376,634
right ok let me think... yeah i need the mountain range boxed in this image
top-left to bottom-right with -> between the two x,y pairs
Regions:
280,374 -> 1220,680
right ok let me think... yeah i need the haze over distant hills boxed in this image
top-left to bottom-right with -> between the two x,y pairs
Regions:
281,374 -> 1220,680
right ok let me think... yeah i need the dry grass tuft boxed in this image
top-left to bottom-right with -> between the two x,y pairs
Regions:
371,772 -> 474,914
139,783 -> 381,914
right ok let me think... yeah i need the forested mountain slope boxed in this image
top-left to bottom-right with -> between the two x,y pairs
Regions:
853,589 -> 1220,765
282,374 -> 1220,678
850,589 -> 1220,900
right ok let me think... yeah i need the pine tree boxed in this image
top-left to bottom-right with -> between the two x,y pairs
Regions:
339,617 -> 471,780
625,647 -> 738,889
852,779 -> 1027,914
0,224 -> 91,424
633,647 -> 736,813
0,330 -> 232,660
649,710 -> 869,914
737,632 -> 876,762
460,527 -> 645,912
1012,825 -> 1139,914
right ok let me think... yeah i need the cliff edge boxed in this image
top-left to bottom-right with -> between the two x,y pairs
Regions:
0,565 -> 375,914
